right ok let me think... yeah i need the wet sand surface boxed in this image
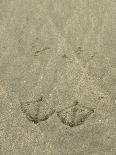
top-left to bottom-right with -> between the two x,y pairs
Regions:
0,0 -> 116,154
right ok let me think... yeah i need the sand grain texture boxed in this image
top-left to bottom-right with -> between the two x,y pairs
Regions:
0,0 -> 116,154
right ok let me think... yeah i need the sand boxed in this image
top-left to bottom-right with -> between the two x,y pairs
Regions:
0,0 -> 116,154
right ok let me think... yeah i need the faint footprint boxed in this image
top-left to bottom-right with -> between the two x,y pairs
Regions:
20,96 -> 55,124
34,47 -> 50,56
74,47 -> 96,67
57,100 -> 94,127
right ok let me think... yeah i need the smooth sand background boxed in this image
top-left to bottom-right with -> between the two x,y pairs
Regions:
0,0 -> 116,154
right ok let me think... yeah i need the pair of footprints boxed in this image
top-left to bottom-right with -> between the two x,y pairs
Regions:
20,96 -> 94,127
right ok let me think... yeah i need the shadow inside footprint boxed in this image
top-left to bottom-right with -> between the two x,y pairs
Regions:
57,101 -> 94,127
20,96 -> 55,124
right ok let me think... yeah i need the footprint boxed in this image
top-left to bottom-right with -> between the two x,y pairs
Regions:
57,101 -> 94,127
20,96 -> 55,124
34,47 -> 50,56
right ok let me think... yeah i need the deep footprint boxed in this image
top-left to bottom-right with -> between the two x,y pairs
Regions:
20,96 -> 55,124
57,101 -> 94,127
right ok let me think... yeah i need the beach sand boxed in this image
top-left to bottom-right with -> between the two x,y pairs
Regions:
0,0 -> 116,154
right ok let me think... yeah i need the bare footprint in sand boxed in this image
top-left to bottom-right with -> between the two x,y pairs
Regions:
20,96 -> 55,124
57,101 -> 94,127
